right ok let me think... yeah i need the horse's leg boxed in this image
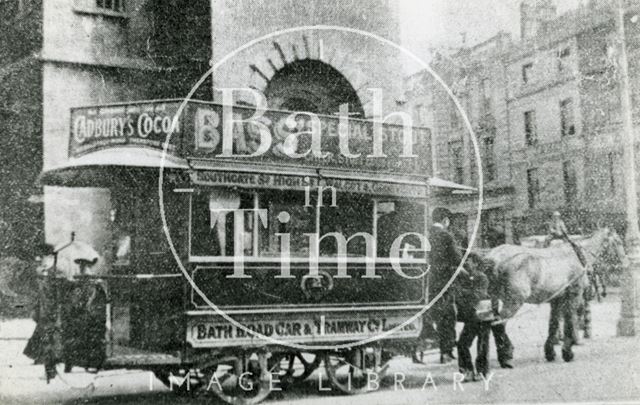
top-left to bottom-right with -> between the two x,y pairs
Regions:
561,294 -> 580,362
545,298 -> 561,361
576,301 -> 585,341
583,300 -> 592,339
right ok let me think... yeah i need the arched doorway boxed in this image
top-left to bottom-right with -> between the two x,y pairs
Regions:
264,59 -> 364,116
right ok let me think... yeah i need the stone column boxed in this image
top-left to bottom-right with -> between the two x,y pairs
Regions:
615,0 -> 640,336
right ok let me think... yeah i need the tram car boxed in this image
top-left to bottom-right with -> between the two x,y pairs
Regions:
34,99 -> 473,404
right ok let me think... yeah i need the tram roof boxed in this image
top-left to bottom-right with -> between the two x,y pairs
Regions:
39,146 -> 476,196
39,99 -> 475,194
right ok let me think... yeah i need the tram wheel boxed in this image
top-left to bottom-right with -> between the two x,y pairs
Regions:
323,347 -> 389,395
269,352 -> 321,388
153,368 -> 202,396
200,351 -> 272,405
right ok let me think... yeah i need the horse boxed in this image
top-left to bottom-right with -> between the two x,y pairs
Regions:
485,227 -> 625,362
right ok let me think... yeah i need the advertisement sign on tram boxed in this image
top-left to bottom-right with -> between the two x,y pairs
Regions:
70,101 -> 183,157
189,104 -> 432,177
186,313 -> 422,347
69,100 -> 432,179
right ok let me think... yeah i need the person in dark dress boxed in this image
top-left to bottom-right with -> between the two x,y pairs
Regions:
427,207 -> 465,364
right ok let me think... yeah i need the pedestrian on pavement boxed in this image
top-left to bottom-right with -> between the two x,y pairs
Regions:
545,211 -> 568,247
427,207 -> 465,364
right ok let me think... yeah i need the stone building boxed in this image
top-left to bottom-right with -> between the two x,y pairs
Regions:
0,1 -> 43,259
407,32 -> 516,248
0,0 -> 211,258
505,0 -> 640,237
408,0 -> 640,246
0,0 -> 407,258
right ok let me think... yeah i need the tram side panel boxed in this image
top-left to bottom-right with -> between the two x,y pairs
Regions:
184,188 -> 429,349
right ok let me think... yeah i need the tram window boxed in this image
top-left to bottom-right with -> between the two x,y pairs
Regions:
110,199 -> 134,267
318,194 -> 374,257
376,200 -> 426,258
190,190 -> 255,257
258,191 -> 316,258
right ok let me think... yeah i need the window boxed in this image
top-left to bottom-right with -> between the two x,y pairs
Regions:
558,47 -> 571,72
96,0 -> 125,12
469,143 -> 478,184
191,190 -> 261,257
449,101 -> 461,129
480,78 -> 491,114
375,200 -> 426,258
109,186 -> 188,272
524,110 -> 537,146
483,137 -> 496,182
605,43 -> 616,65
74,0 -> 126,15
480,208 -> 506,249
449,140 -> 465,184
413,104 -> 424,126
608,152 -> 616,192
318,194 -> 374,257
560,98 -> 575,136
563,161 -> 577,204
527,168 -> 539,209
189,189 -> 426,260
0,0 -> 21,15
522,63 -> 533,84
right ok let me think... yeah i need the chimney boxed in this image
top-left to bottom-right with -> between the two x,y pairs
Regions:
520,0 -> 557,40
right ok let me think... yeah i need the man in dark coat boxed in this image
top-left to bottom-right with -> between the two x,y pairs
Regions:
428,207 -> 464,363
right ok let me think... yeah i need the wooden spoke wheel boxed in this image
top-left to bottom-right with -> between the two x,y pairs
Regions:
200,352 -> 273,405
323,347 -> 389,395
269,352 -> 321,388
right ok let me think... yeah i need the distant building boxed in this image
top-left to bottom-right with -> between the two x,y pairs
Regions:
407,0 -> 640,245
407,32 -> 515,248
505,0 -> 638,237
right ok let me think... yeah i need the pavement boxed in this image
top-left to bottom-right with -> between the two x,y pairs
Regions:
0,290 -> 639,404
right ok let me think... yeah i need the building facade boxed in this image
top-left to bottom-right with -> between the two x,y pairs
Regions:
408,0 -> 640,246
407,32 -> 516,248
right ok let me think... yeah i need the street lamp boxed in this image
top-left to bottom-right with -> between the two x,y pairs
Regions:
615,0 -> 640,336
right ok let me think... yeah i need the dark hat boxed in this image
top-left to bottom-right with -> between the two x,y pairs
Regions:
432,207 -> 452,223
38,243 -> 55,256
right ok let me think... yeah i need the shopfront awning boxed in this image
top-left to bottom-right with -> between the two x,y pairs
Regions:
428,177 -> 478,193
38,147 -> 189,186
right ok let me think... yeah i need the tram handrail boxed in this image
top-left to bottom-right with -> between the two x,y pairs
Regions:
72,273 -> 183,280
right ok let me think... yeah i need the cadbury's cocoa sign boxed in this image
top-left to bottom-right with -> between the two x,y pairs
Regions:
69,101 -> 182,157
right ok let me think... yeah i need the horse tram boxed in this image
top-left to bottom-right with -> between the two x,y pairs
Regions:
34,99 -> 469,404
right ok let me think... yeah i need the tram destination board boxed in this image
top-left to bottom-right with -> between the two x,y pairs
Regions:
186,312 -> 422,347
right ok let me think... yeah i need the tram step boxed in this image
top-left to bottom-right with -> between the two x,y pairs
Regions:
105,345 -> 181,366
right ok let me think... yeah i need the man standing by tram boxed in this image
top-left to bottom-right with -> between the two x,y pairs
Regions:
427,207 -> 463,363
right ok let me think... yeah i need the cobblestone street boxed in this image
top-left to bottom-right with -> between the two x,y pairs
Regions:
1,290 -> 638,405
